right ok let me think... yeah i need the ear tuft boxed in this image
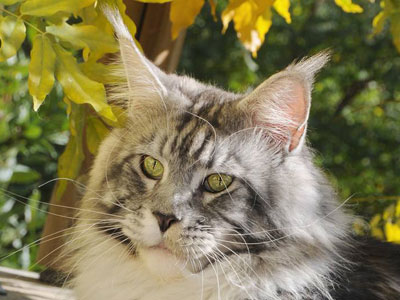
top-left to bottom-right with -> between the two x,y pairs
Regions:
101,4 -> 167,111
286,50 -> 331,86
240,51 -> 330,153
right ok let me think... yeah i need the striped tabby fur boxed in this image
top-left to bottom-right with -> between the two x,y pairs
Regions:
61,5 -> 400,300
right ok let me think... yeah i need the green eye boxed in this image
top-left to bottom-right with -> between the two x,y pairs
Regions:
204,173 -> 233,193
141,155 -> 164,180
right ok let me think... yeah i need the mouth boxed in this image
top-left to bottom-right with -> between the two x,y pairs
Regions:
147,241 -> 174,255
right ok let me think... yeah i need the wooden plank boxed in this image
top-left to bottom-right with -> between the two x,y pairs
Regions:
0,267 -> 74,300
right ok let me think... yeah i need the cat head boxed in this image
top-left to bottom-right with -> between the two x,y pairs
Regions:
81,6 -> 346,279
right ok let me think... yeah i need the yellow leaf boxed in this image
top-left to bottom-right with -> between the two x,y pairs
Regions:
0,16 -> 26,62
222,0 -> 274,57
383,204 -> 395,221
170,0 -> 205,39
273,0 -> 291,24
63,96 -> 72,116
86,117 -> 110,154
55,104 -> 85,201
53,44 -> 116,121
371,0 -> 400,54
28,34 -> 56,111
20,0 -> 95,16
0,0 -> 23,5
370,214 -> 382,228
252,7 -> 272,57
372,11 -> 386,34
334,0 -> 363,13
371,226 -> 385,240
134,0 -> 172,2
385,222 -> 400,243
46,22 -> 118,62
80,61 -> 121,84
396,200 -> 400,217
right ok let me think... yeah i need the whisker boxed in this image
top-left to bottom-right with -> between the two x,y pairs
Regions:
0,188 -> 125,220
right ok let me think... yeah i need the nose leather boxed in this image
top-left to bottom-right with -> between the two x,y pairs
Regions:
153,211 -> 178,233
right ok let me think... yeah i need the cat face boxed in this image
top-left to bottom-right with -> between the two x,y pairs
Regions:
79,6 -> 347,279
93,94 -> 285,272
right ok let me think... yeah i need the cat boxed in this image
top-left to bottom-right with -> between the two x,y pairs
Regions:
60,5 -> 400,300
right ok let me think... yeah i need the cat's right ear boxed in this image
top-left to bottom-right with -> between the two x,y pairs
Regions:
102,5 -> 167,109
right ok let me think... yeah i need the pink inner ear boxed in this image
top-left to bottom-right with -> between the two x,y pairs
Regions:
287,83 -> 308,152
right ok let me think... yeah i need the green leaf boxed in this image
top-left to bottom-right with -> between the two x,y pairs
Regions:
10,166 -> 41,184
0,16 -> 26,62
86,117 -> 109,154
46,22 -> 118,61
23,124 -> 42,139
0,120 -> 10,143
28,34 -> 56,111
53,44 -> 116,121
20,0 -> 95,16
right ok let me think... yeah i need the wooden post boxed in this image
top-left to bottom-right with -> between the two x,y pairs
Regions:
37,2 -> 185,270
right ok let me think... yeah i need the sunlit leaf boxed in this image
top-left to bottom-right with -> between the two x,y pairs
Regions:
383,204 -> 395,221
80,61 -> 121,84
372,11 -> 386,34
0,16 -> 26,62
28,34 -> 56,111
334,0 -> 363,13
222,0 -> 274,57
0,0 -> 23,5
101,105 -> 127,128
371,0 -> 400,53
46,22 -> 118,62
396,200 -> 400,217
53,44 -> 116,121
86,116 -> 109,154
385,222 -> 400,243
134,0 -> 172,2
273,0 -> 291,24
170,0 -> 205,39
20,0 -> 95,16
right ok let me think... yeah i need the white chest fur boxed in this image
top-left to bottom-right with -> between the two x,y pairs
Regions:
71,235 -> 246,300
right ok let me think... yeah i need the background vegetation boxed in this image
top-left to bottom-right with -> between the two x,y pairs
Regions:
1,0 -> 399,270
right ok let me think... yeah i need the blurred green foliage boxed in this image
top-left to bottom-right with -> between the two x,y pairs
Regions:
1,0 -> 399,270
0,50 -> 68,270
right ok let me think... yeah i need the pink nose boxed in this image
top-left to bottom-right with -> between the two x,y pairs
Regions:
153,212 -> 178,233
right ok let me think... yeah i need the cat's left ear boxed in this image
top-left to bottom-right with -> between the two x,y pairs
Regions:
239,52 -> 330,153
102,5 -> 167,109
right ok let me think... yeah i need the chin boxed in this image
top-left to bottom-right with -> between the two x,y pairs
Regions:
138,246 -> 191,280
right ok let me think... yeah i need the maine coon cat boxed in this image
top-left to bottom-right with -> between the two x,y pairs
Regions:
61,5 -> 400,300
